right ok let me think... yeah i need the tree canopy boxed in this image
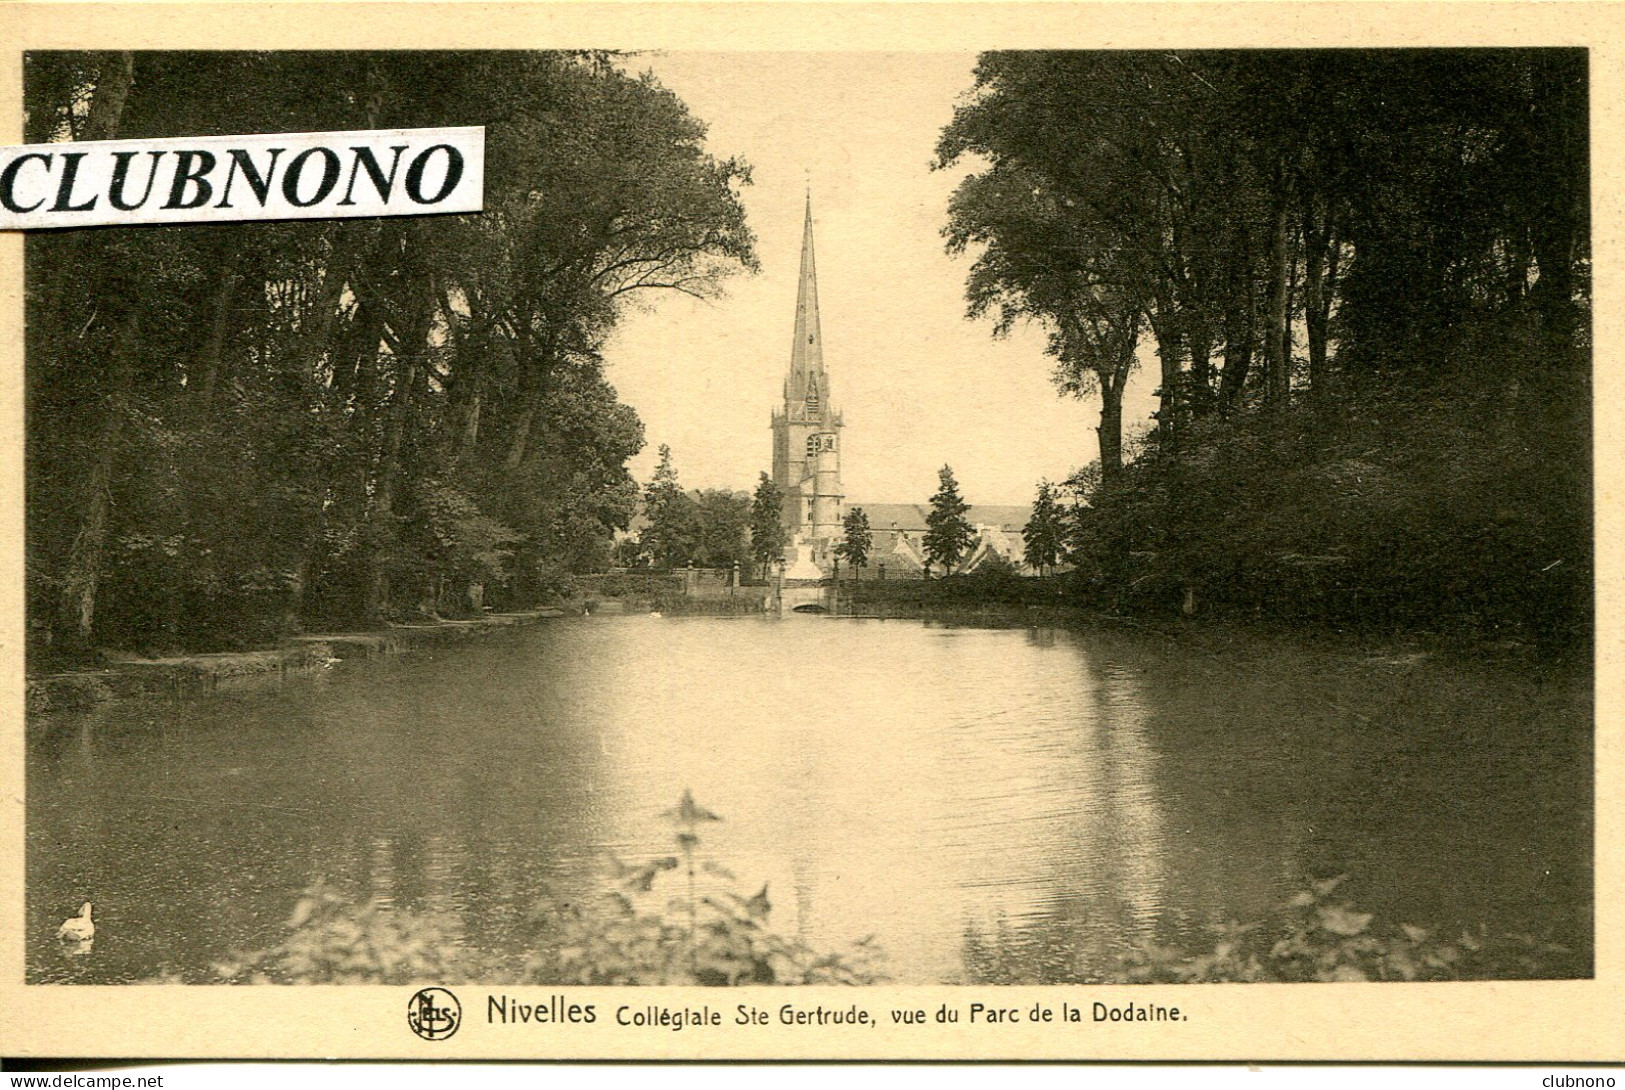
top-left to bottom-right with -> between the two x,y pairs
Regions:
939,50 -> 1587,460
924,466 -> 974,576
26,51 -> 757,659
748,473 -> 788,580
836,507 -> 872,572
1023,481 -> 1066,577
939,50 -> 1589,642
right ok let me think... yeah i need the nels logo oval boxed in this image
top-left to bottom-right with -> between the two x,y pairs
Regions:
407,987 -> 462,1041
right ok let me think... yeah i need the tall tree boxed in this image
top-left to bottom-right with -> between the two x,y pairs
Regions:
938,52 -> 1219,475
938,49 -> 1589,640
835,507 -> 872,574
639,445 -> 699,570
748,472 -> 788,581
1023,481 -> 1066,577
924,466 -> 975,576
25,52 -> 757,657
692,489 -> 751,570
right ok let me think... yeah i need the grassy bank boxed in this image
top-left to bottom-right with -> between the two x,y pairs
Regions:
840,574 -> 1588,686
26,609 -> 564,715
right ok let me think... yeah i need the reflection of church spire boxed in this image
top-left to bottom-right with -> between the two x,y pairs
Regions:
788,191 -> 827,415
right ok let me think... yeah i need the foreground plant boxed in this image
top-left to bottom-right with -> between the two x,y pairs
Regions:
1117,875 -> 1579,984
525,790 -> 884,985
214,883 -> 492,985
216,792 -> 883,986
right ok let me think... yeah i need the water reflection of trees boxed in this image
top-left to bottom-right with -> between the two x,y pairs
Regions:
956,646 -> 1170,983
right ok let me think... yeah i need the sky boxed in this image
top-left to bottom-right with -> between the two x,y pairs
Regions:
601,52 -> 1159,507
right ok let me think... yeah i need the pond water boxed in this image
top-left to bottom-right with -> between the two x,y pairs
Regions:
27,613 -> 1591,984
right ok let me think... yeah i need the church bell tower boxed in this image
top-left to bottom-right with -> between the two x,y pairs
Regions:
770,193 -> 844,546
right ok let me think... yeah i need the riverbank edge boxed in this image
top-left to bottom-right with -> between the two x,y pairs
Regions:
830,592 -> 1593,683
25,608 -> 567,715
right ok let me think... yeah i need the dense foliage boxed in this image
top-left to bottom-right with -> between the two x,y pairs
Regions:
1022,481 -> 1066,577
942,50 -> 1589,646
212,833 -> 1571,985
1115,874 -> 1581,984
835,506 -> 872,572
26,51 -> 757,662
215,793 -> 883,986
924,465 -> 974,576
748,472 -> 788,580
630,445 -> 752,571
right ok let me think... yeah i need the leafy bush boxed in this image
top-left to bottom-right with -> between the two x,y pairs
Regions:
215,884 -> 493,985
1066,375 -> 1590,650
215,792 -> 883,986
208,814 -> 1574,986
1116,875 -> 1580,983
580,571 -> 683,600
525,791 -> 881,985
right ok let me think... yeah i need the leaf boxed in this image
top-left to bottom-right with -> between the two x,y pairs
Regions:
1317,905 -> 1373,937
744,884 -> 772,920
285,897 -> 319,930
663,789 -> 723,826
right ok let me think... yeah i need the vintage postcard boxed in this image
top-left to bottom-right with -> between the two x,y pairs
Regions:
1,1 -> 1619,1064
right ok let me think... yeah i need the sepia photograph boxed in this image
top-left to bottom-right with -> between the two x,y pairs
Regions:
3,4 -> 1614,1064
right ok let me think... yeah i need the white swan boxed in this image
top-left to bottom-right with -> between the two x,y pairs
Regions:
57,902 -> 94,942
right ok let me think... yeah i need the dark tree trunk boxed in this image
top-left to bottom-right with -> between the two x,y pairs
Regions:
196,270 -> 242,414
31,53 -> 135,367
1097,374 -> 1125,487
1217,232 -> 1254,414
298,223 -> 374,385
1265,180 -> 1292,411
504,401 -> 536,472
1529,51 -> 1586,359
364,292 -> 432,622
1096,315 -> 1139,487
57,315 -> 138,652
1187,322 -> 1215,417
1152,294 -> 1183,443
459,380 -> 485,463
1303,195 -> 1336,407
503,328 -> 559,472
364,362 -> 418,622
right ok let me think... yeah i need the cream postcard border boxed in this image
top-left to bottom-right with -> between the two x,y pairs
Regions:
0,1 -> 1618,1062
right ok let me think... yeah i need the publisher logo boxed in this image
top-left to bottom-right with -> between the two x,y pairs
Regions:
407,987 -> 462,1041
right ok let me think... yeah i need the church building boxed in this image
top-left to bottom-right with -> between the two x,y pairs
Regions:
770,195 -> 845,558
768,195 -> 1033,579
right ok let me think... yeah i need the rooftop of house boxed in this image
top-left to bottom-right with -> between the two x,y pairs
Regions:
847,503 -> 1031,534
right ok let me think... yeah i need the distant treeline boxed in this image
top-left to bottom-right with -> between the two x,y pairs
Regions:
941,51 -> 1590,644
26,52 -> 756,662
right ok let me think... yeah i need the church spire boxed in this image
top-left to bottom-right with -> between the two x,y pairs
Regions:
788,190 -> 826,410
770,190 -> 844,548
